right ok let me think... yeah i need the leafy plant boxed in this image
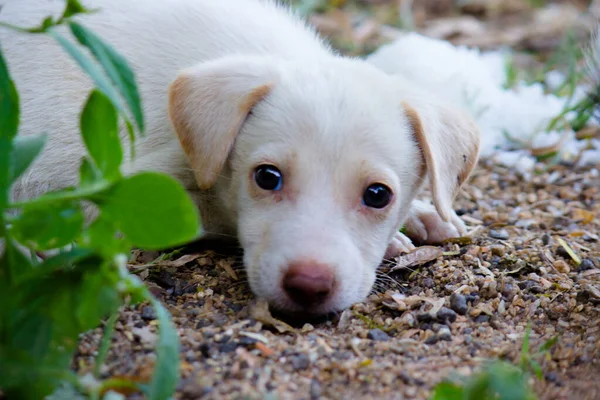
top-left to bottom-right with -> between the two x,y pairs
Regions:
0,1 -> 201,398
430,324 -> 558,400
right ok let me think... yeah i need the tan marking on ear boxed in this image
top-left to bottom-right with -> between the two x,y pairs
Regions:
402,100 -> 480,222
239,83 -> 273,114
403,101 -> 434,195
403,102 -> 429,179
168,74 -> 200,180
168,69 -> 274,190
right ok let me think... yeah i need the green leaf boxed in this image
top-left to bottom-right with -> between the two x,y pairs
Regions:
10,201 -> 84,251
430,381 -> 464,400
79,158 -> 102,187
536,336 -> 558,355
48,28 -> 124,117
148,297 -> 180,400
9,134 -> 48,183
69,21 -> 144,133
81,90 -> 122,180
62,0 -> 89,19
35,247 -> 97,277
487,362 -> 532,400
0,136 -> 13,211
521,323 -> 532,369
0,44 -> 19,139
100,172 -> 200,250
75,264 -> 120,330
0,238 -> 34,284
529,360 -> 544,381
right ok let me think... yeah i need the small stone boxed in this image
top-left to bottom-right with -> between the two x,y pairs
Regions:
489,245 -> 506,257
238,336 -> 258,347
542,234 -> 551,246
489,229 -> 510,240
195,319 -> 210,329
436,307 -> 458,324
450,293 -> 468,315
219,342 -> 238,353
416,313 -> 434,323
474,314 -> 490,323
291,353 -> 310,370
437,326 -> 452,341
141,306 -> 156,321
554,259 -> 570,274
425,335 -> 439,345
578,258 -> 597,271
367,328 -> 390,341
556,246 -> 570,259
310,380 -> 322,399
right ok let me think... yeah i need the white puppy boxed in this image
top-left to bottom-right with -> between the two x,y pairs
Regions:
0,0 -> 479,315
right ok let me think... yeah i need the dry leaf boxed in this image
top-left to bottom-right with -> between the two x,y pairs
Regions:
217,259 -> 239,281
572,208 -> 595,225
249,298 -> 295,334
390,246 -> 444,272
393,293 -> 445,316
239,331 -> 269,344
557,237 -> 581,265
255,342 -> 275,357
155,253 -> 201,267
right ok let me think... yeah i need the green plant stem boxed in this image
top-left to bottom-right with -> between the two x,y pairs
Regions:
94,311 -> 119,378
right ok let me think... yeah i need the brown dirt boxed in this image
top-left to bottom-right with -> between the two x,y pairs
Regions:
74,1 -> 600,399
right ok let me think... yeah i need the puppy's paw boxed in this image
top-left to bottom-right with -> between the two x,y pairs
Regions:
384,231 -> 415,259
404,199 -> 466,245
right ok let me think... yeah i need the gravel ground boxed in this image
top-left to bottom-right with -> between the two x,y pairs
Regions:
74,1 -> 600,399
74,162 -> 600,399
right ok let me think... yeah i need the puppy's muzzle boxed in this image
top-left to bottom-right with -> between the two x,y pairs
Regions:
282,261 -> 335,309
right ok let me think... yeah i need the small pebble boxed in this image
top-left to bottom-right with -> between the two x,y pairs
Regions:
578,258 -> 596,271
436,307 -> 458,324
554,259 -> 570,274
489,229 -> 510,240
542,234 -> 551,246
489,245 -> 506,256
450,293 -> 468,315
424,335 -> 439,345
423,277 -> 435,288
219,342 -> 238,353
195,319 -> 210,329
416,313 -> 434,323
367,328 -> 390,341
291,353 -> 310,370
474,314 -> 490,323
141,306 -> 156,321
310,380 -> 322,399
437,326 -> 452,341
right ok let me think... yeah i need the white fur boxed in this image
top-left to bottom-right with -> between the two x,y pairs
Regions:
0,0 -> 480,314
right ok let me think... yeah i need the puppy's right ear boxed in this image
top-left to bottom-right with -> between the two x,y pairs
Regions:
168,56 -> 278,189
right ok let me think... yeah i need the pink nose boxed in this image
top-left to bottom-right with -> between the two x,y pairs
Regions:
282,262 -> 335,308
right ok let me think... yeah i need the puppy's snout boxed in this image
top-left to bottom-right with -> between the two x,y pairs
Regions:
282,262 -> 335,308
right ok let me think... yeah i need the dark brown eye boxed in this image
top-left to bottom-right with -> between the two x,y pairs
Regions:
362,184 -> 392,209
254,164 -> 282,191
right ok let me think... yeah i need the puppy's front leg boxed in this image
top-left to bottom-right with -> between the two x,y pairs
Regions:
404,199 -> 466,245
384,199 -> 466,258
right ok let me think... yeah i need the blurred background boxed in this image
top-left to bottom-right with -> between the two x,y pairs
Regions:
289,0 -> 598,77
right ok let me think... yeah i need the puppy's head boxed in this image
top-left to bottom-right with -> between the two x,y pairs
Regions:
169,55 -> 479,315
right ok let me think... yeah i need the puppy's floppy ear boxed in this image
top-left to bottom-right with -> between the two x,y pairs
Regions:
402,100 -> 480,222
168,56 -> 278,189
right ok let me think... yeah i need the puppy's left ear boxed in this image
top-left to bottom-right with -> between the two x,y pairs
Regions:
168,56 -> 278,189
402,100 -> 480,222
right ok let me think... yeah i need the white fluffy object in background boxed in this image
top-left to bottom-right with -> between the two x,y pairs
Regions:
367,32 -> 599,172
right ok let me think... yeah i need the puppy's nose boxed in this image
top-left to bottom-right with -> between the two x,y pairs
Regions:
283,262 -> 335,308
